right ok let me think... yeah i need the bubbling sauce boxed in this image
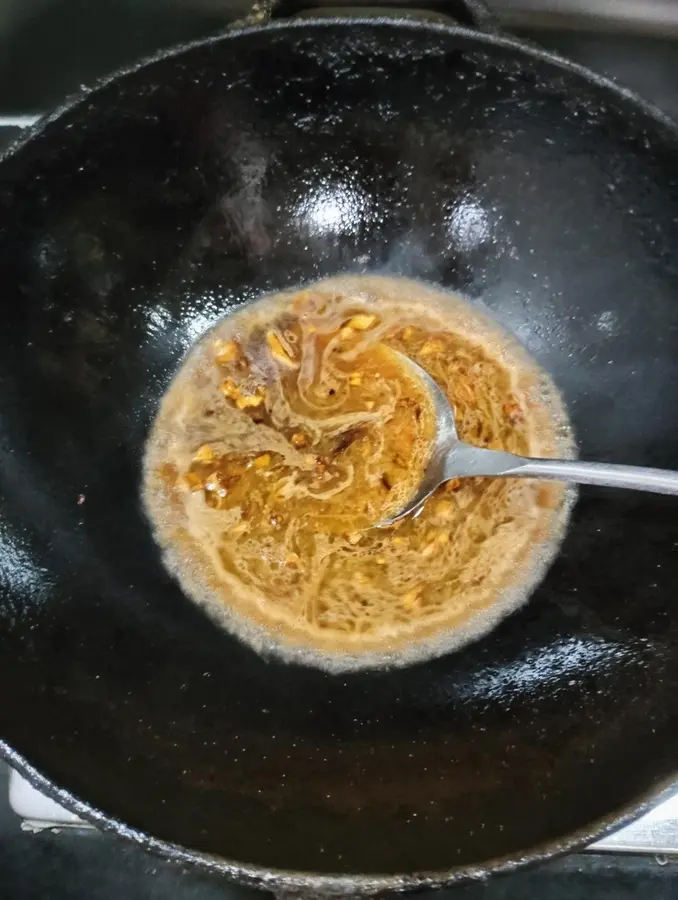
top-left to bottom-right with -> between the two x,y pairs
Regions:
143,275 -> 576,672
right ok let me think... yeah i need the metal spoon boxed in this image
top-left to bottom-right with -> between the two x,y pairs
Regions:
382,354 -> 678,525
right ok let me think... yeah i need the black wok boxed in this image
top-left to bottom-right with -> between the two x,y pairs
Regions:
2,1 -> 678,892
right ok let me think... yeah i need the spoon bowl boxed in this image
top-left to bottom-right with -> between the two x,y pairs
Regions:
380,352 -> 678,526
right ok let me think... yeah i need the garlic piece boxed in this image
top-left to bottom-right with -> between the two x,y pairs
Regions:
235,393 -> 264,409
214,340 -> 241,365
348,313 -> 377,331
266,331 -> 298,368
193,444 -> 215,463
220,379 -> 238,400
420,338 -> 445,356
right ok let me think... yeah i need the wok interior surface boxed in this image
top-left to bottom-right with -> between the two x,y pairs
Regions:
1,20 -> 678,880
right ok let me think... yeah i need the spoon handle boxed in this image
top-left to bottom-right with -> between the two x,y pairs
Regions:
500,455 -> 678,496
443,444 -> 678,495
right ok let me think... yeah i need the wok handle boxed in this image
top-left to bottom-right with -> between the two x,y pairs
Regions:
508,457 -> 678,496
266,0 -> 496,30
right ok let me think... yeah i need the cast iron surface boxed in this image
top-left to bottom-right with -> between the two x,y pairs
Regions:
2,760 -> 678,900
4,765 -> 678,900
2,16 -> 678,890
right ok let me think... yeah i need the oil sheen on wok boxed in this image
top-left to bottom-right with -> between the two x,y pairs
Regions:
143,275 -> 576,672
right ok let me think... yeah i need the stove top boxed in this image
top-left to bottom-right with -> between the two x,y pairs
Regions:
2,2 -> 678,897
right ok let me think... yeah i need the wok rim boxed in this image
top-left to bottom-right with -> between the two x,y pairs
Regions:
3,740 -> 678,891
2,15 -> 678,890
3,15 -> 678,167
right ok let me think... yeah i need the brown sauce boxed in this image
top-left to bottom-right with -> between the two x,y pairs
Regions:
143,275 -> 576,672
